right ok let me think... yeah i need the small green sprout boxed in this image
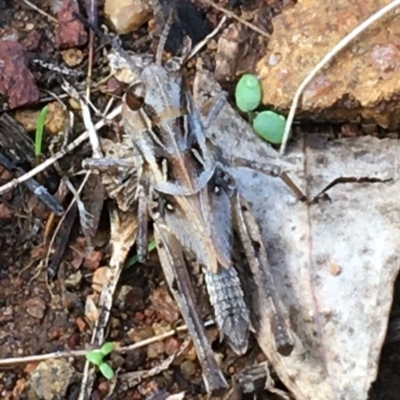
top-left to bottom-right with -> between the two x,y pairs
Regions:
235,74 -> 262,113
252,110 -> 290,145
125,239 -> 157,268
85,342 -> 115,380
35,105 -> 49,157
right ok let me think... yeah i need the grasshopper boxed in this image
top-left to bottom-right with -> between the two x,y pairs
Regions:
84,6 -> 295,394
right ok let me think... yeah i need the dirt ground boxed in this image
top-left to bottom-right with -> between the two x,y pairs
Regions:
0,0 -> 400,399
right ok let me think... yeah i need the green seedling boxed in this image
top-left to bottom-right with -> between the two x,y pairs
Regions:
125,239 -> 157,268
85,342 -> 115,380
235,74 -> 262,113
35,105 -> 49,157
253,110 -> 291,145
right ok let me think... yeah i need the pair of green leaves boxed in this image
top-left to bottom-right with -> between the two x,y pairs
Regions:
85,342 -> 115,380
235,74 -> 290,145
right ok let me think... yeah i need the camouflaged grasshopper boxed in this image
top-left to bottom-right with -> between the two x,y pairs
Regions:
84,10 -> 295,394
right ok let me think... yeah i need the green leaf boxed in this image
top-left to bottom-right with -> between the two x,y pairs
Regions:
85,351 -> 104,366
99,362 -> 115,380
100,342 -> 115,356
125,240 -> 157,268
235,74 -> 262,113
35,105 -> 49,157
252,110 -> 290,145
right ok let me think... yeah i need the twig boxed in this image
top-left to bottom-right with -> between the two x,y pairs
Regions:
0,320 -> 214,368
279,0 -> 400,155
0,105 -> 122,196
201,0 -> 269,38
21,0 -> 58,23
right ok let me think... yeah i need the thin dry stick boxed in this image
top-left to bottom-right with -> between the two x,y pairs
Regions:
279,0 -> 400,156
0,105 -> 122,196
0,320 -> 214,367
21,0 -> 58,23
201,0 -> 269,38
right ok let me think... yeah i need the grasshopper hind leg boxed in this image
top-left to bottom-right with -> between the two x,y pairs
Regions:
203,267 -> 250,355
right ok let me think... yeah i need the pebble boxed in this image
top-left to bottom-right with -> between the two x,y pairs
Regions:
128,326 -> 154,343
25,297 -> 46,320
56,0 -> 88,49
104,0 -> 153,35
147,341 -> 164,359
150,287 -> 180,323
0,40 -> 39,108
180,360 -> 197,379
28,359 -> 79,400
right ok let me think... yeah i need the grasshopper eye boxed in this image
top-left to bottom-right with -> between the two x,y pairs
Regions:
125,82 -> 145,111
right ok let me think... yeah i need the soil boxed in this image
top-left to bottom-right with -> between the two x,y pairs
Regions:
0,0 -> 399,399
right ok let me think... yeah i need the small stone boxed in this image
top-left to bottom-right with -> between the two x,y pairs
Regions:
85,250 -> 104,271
60,48 -> 84,67
125,286 -> 145,312
85,295 -> 99,323
128,326 -> 154,343
150,287 -> 180,323
25,297 -> 46,319
180,360 -> 197,379
56,0 -> 88,49
64,271 -> 82,288
125,348 -> 146,370
164,337 -> 181,356
28,359 -> 79,400
15,101 -> 66,134
183,341 -> 197,362
104,0 -> 153,35
0,40 -> 39,108
75,317 -> 87,332
147,341 -> 164,359
92,267 -> 109,292
0,203 -> 12,220
46,102 -> 66,134
115,285 -> 133,308
152,321 -> 171,336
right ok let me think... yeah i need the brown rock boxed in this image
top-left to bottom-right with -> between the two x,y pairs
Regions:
25,297 -> 46,319
150,287 -> 180,323
60,48 -> 84,67
257,0 -> 400,129
147,341 -> 164,359
56,0 -> 88,49
128,326 -> 154,343
0,203 -> 12,220
15,101 -> 66,134
180,360 -> 197,379
125,286 -> 145,311
104,0 -> 153,35
0,40 -> 39,108
92,266 -> 109,292
164,337 -> 182,356
28,359 -> 79,400
85,250 -> 104,271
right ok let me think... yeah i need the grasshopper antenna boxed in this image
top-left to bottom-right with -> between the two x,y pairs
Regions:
155,1 -> 176,65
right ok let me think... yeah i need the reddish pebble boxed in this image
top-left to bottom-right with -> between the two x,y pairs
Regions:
0,40 -> 40,108
56,0 -> 88,49
75,316 -> 87,332
0,203 -> 12,220
164,337 -> 182,356
25,297 -> 46,319
67,333 -> 80,349
85,250 -> 104,270
134,311 -> 144,322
